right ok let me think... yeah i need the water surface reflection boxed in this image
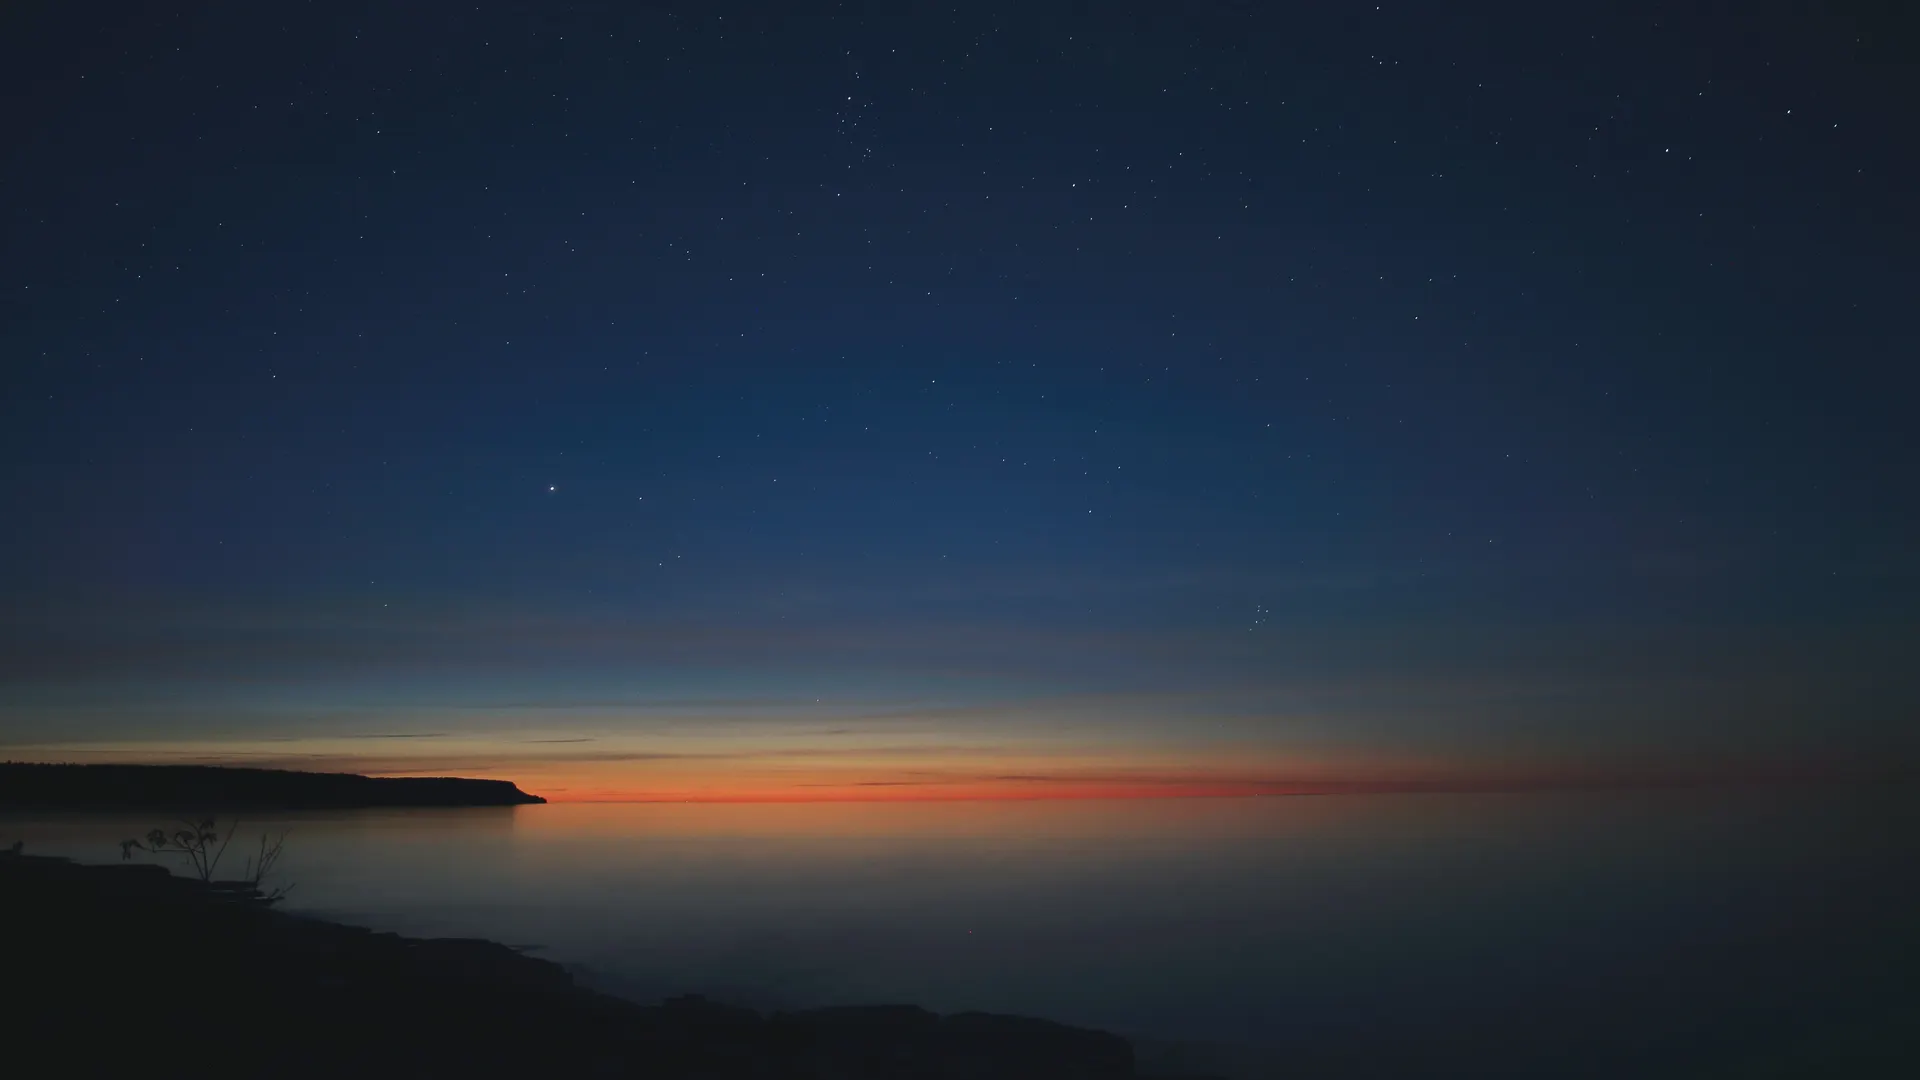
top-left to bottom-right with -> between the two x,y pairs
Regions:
9,790 -> 1917,1077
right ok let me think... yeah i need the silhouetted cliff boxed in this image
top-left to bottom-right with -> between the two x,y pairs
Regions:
0,851 -> 1216,1079
0,762 -> 544,809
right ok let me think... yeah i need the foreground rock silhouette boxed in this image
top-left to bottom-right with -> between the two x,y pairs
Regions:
0,762 -> 545,809
3,850 -> 1222,1079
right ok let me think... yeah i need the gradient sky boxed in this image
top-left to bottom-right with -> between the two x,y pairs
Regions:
2,3 -> 1914,800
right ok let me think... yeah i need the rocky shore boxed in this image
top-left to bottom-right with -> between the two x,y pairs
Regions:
2,849 -> 1222,1079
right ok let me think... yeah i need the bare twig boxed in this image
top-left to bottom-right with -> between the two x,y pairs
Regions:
120,820 -> 292,900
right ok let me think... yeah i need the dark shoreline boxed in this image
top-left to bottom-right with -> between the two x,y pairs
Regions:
0,762 -> 546,810
2,849 -> 1219,1080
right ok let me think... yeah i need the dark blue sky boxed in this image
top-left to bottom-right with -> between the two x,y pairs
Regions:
2,3 -> 1914,796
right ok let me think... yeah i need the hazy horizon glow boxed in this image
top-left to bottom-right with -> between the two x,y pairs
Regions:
4,728 -> 1899,804
4,591 -> 1914,800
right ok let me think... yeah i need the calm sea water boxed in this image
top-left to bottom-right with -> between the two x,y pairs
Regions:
9,790 -> 1918,1078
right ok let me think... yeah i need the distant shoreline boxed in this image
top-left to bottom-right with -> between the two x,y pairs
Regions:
0,762 -> 545,810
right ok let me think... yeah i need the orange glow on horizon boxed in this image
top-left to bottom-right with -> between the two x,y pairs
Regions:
519,779 -> 1310,803
8,733 -> 1877,805
334,736 -> 1420,804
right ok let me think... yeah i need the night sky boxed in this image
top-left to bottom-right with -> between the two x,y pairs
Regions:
3,3 -> 1913,800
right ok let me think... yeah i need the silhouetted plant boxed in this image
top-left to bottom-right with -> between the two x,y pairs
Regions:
120,818 -> 293,901
120,818 -> 230,881
242,830 -> 293,902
